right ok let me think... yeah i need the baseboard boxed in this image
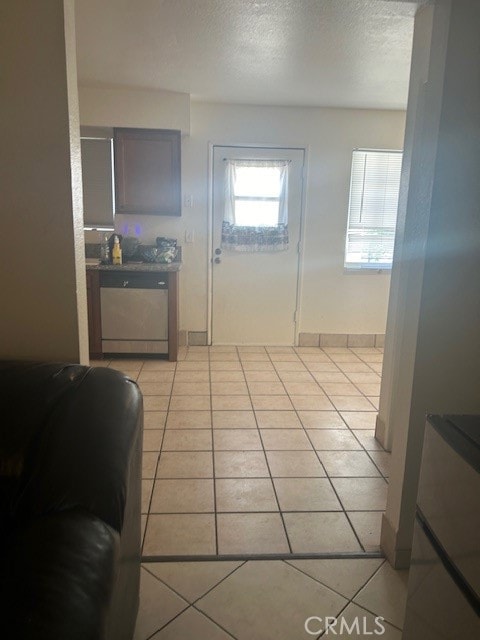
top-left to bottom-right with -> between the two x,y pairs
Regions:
183,331 -> 386,349
188,331 -> 208,346
375,413 -> 388,449
380,513 -> 412,569
298,333 -> 385,348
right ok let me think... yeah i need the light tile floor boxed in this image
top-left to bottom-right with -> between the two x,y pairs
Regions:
95,345 -> 390,557
133,558 -> 408,639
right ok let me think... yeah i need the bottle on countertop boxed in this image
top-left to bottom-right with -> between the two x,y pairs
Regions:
100,233 -> 110,264
112,234 -> 122,265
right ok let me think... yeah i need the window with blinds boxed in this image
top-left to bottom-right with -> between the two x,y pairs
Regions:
81,133 -> 115,229
344,149 -> 402,269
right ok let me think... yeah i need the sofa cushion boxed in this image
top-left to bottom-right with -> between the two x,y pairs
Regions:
0,362 -> 89,485
1,509 -> 118,640
0,363 -> 90,524
0,363 -> 141,533
0,360 -> 142,640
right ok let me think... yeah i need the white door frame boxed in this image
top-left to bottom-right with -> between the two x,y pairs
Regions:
207,142 -> 309,346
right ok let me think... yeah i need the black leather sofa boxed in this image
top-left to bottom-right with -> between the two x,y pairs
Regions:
0,362 -> 143,640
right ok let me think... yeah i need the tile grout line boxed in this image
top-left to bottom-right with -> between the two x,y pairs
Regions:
331,558 -> 406,634
137,359 -> 150,553
240,346 -> 294,555
190,604 -> 239,640
138,359 -> 395,634
209,347 -> 219,556
143,358 -> 177,556
182,556 -> 248,640
303,351 -> 377,552
142,559 -> 244,640
141,551 -> 384,562
313,359 -> 387,549
142,552 -> 394,640
282,557 -> 382,603
278,347 -> 367,554
144,509 -> 387,515
308,349 -> 387,547
311,555 -> 398,638
138,345 -> 386,558
259,350 -> 296,554
308,350 -> 389,487
262,348 -> 304,556
143,473 -> 386,480
323,373 -> 389,483
363,448 -> 390,481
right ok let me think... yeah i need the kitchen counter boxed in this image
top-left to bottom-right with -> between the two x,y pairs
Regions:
86,261 -> 182,272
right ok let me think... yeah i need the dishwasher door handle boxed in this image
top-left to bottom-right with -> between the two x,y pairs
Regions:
121,279 -> 165,287
100,272 -> 168,289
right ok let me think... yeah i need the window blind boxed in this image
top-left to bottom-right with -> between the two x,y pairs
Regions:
81,137 -> 114,229
345,149 -> 402,269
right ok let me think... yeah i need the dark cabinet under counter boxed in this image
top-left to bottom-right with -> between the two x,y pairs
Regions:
86,269 -> 102,359
86,265 -> 180,361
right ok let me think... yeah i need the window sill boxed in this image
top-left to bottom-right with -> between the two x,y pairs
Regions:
343,267 -> 391,275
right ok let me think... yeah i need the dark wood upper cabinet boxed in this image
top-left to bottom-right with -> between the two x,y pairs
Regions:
114,128 -> 181,216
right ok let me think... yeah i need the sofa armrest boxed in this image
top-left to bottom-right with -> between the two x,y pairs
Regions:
9,365 -> 143,533
2,509 -> 118,640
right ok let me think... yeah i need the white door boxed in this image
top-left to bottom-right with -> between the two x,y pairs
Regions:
212,146 -> 305,345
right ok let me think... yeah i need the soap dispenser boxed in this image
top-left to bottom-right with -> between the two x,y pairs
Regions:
112,235 -> 122,265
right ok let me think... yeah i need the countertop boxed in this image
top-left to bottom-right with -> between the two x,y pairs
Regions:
86,260 -> 182,272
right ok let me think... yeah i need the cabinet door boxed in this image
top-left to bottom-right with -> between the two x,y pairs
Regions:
114,128 -> 181,216
86,270 -> 102,358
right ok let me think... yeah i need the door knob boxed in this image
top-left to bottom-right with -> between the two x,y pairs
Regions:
215,248 -> 222,255
214,257 -> 221,264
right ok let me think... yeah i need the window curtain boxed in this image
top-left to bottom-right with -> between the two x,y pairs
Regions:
222,159 -> 289,252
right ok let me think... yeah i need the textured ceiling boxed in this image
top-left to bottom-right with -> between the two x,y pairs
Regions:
75,0 -> 422,109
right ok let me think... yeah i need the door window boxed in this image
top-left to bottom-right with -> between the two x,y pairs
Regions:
222,159 -> 289,252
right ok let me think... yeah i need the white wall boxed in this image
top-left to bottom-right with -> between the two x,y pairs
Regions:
1,0 -> 88,363
80,91 -> 405,338
380,0 -> 480,567
376,1 -> 439,451
79,85 -> 190,134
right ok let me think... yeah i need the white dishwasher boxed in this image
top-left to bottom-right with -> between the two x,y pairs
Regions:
100,271 -> 168,355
